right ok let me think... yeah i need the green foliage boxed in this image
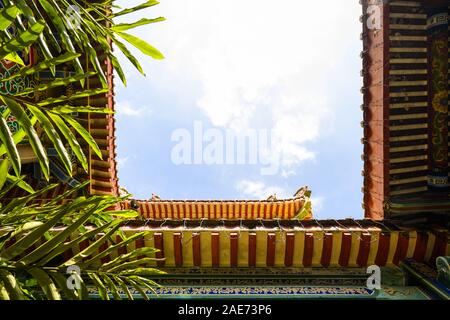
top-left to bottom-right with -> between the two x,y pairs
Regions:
0,184 -> 163,300
0,0 -> 165,300
0,0 -> 164,179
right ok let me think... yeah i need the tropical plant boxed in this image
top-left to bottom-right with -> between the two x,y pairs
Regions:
0,0 -> 165,179
0,0 -> 165,299
0,166 -> 164,300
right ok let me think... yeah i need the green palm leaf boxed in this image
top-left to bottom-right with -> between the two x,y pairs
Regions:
47,112 -> 87,172
59,113 -> 103,159
0,159 -> 9,190
112,17 -> 165,32
26,104 -> 72,176
0,5 -> 20,31
0,270 -> 25,300
0,96 -> 49,180
0,53 -> 80,83
113,0 -> 159,17
0,20 -> 46,60
0,115 -> 38,158
27,268 -> 61,300
117,31 -> 164,60
0,117 -> 20,176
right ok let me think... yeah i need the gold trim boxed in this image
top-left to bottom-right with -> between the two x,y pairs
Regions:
90,169 -> 111,179
89,128 -> 109,136
389,176 -> 427,186
348,232 -> 361,268
390,186 -> 427,196
390,144 -> 427,153
389,48 -> 427,53
390,101 -> 427,108
90,189 -> 114,196
237,231 -> 249,267
163,230 -> 175,267
274,231 -> 286,267
219,231 -> 231,267
390,155 -> 427,163
390,58 -> 427,64
200,231 -> 212,267
389,69 -> 427,75
386,232 -> 399,266
389,123 -> 427,131
329,232 -> 342,267
389,81 -> 427,87
390,24 -> 426,30
89,118 -> 108,126
91,159 -> 111,168
389,166 -> 428,174
424,233 -> 436,262
389,91 -> 427,98
292,232 -> 305,267
389,1 -> 421,7
90,180 -> 112,188
389,134 -> 427,142
389,113 -> 427,120
367,232 -> 380,266
389,13 -> 426,19
406,231 -> 417,259
255,231 -> 268,267
311,231 -> 324,267
390,36 -> 426,42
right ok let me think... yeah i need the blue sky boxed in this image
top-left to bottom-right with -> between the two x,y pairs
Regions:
113,0 -> 363,219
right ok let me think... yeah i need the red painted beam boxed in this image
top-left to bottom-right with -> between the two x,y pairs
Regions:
375,233 -> 390,266
248,233 -> 257,267
430,232 -> 448,264
230,233 -> 238,267
284,233 -> 295,267
393,233 -> 409,265
303,233 -> 314,267
357,233 -> 371,267
99,241 -> 110,264
153,232 -> 165,267
116,235 -> 127,255
413,232 -> 428,262
135,236 -> 145,260
266,233 -> 276,267
321,233 -> 333,267
339,233 -> 352,267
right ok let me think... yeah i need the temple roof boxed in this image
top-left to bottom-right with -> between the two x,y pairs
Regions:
59,219 -> 449,269
122,196 -> 312,220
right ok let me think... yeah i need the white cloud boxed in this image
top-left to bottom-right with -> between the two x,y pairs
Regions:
311,196 -> 324,217
116,100 -> 150,117
236,180 -> 325,216
116,0 -> 361,175
116,156 -> 130,169
116,154 -> 137,169
235,180 -> 289,200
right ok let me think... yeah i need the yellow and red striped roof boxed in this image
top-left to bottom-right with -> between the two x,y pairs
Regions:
122,197 -> 312,220
47,220 -> 449,269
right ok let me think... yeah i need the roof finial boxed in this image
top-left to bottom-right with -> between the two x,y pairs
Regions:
266,193 -> 277,201
151,193 -> 161,201
293,186 -> 311,198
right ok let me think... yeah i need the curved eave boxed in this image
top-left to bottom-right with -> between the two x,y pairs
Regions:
122,197 -> 312,220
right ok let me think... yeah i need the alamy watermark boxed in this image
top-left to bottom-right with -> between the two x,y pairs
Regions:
66,265 -> 81,290
171,121 -> 280,176
364,0 -> 386,30
366,265 -> 381,290
65,5 -> 81,30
